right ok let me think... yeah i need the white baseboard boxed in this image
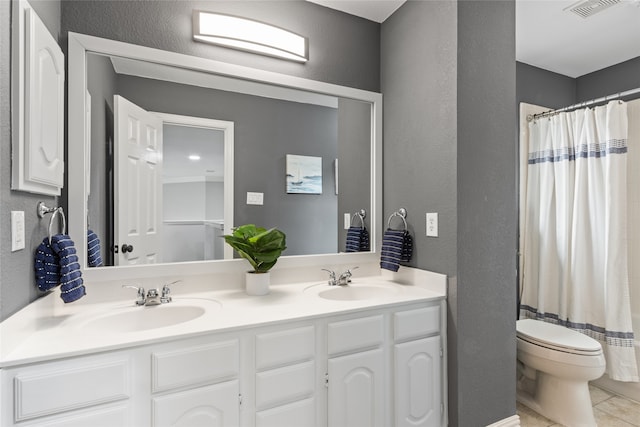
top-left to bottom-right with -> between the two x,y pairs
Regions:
486,414 -> 520,427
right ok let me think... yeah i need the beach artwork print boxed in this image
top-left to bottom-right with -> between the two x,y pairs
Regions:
286,154 -> 322,194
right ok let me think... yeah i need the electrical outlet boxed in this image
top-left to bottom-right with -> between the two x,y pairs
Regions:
247,192 -> 264,205
426,212 -> 438,237
11,211 -> 26,251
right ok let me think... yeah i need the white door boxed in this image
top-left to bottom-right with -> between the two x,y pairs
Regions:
394,336 -> 442,427
114,95 -> 163,265
152,380 -> 239,427
328,348 -> 385,427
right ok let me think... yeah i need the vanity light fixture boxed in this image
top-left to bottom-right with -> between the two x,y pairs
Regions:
188,154 -> 201,161
192,11 -> 308,63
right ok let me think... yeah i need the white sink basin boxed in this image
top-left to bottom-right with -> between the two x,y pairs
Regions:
77,300 -> 221,333
306,282 -> 402,301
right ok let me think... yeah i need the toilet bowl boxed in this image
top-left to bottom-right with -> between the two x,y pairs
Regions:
516,319 -> 606,427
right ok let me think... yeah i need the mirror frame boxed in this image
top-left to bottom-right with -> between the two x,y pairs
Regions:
68,32 -> 382,282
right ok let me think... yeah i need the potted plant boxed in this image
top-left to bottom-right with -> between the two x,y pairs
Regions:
223,224 -> 287,295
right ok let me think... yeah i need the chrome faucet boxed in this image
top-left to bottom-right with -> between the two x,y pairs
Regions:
123,280 -> 181,306
123,285 -> 147,306
322,267 -> 358,286
160,280 -> 181,304
322,269 -> 338,286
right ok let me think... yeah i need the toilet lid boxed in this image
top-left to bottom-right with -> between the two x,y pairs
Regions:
516,319 -> 602,355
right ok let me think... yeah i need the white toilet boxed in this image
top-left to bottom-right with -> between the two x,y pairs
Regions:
516,318 -> 606,427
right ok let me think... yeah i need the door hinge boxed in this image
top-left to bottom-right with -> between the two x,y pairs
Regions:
324,372 -> 329,388
441,403 -> 444,414
440,348 -> 443,357
239,393 -> 243,406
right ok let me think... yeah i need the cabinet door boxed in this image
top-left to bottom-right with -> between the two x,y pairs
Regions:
395,336 -> 442,427
152,380 -> 239,427
328,348 -> 385,427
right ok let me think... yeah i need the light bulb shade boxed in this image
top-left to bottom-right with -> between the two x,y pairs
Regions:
193,11 -> 308,63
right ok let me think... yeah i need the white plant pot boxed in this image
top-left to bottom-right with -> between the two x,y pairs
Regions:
245,271 -> 270,296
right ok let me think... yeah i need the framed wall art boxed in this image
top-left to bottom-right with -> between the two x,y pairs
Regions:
286,154 -> 322,194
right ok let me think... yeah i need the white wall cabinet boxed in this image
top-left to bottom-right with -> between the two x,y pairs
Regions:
0,301 -> 445,426
11,0 -> 65,195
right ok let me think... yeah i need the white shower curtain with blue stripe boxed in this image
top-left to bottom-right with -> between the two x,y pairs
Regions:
520,100 -> 639,382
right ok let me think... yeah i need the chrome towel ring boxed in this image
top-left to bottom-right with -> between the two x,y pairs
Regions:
38,202 -> 67,244
387,208 -> 407,231
351,209 -> 367,227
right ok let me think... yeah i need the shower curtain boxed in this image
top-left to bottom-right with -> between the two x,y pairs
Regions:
520,100 -> 639,382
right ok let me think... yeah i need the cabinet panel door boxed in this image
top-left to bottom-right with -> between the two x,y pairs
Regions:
255,397 -> 316,427
328,348 -> 385,427
13,357 -> 129,422
395,336 -> 442,427
29,405 -> 129,427
152,380 -> 239,427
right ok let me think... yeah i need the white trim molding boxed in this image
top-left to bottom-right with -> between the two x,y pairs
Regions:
486,414 -> 520,427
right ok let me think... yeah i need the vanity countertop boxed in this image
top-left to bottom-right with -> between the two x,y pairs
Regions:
0,268 -> 446,368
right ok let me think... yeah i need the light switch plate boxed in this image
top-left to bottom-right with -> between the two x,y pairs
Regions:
247,192 -> 264,205
344,213 -> 351,229
11,211 -> 26,251
426,212 -> 438,237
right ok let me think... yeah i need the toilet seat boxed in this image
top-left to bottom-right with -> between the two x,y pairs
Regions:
516,319 -> 602,356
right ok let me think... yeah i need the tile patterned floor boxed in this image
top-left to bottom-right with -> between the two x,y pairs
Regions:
517,385 -> 640,426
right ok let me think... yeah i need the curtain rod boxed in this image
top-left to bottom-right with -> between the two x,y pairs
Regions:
527,86 -> 640,122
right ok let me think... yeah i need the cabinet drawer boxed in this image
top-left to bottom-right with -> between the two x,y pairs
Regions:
328,315 -> 384,356
152,339 -> 239,393
13,356 -> 129,422
255,361 -> 315,410
255,326 -> 314,370
394,306 -> 440,342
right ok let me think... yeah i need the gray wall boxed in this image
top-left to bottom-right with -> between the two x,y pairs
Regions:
87,53 -> 117,265
576,56 -> 640,102
60,0 -> 380,92
516,62 -> 575,110
382,1 -> 517,426
337,98 -> 372,251
517,57 -> 640,110
1,0 -> 62,321
456,2 -> 517,425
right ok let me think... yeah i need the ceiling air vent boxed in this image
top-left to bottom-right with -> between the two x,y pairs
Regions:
564,0 -> 621,18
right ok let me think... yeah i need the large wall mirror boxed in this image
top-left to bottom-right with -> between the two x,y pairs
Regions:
68,32 -> 382,279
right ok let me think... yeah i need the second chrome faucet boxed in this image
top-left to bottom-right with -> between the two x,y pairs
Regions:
322,267 -> 358,286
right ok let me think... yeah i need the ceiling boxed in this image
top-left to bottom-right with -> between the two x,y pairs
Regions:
308,0 -> 640,78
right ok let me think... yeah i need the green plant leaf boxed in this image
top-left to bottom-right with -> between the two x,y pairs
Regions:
223,224 -> 287,273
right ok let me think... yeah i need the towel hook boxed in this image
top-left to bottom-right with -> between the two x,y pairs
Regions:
387,208 -> 408,231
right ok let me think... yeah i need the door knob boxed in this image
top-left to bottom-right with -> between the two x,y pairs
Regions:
121,244 -> 134,254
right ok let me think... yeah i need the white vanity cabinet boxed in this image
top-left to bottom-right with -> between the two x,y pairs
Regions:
0,299 -> 446,427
